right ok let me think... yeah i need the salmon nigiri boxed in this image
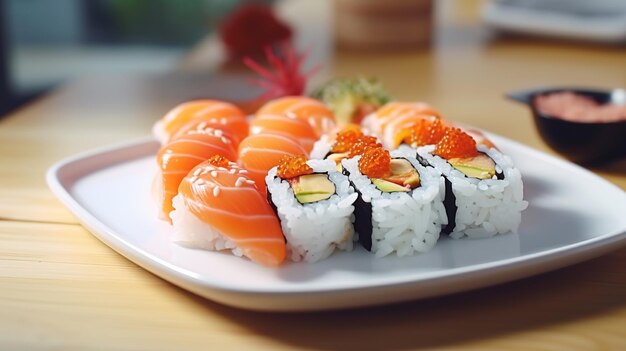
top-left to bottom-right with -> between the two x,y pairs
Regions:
155,126 -> 237,222
153,100 -> 248,145
256,96 -> 336,137
238,133 -> 307,196
171,156 -> 286,266
250,113 -> 318,152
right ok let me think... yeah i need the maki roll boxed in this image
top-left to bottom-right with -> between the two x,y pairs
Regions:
342,145 -> 445,257
418,128 -> 528,239
266,155 -> 358,262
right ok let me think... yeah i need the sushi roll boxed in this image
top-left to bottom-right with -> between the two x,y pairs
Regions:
266,155 -> 358,262
417,128 -> 528,239
342,145 -> 445,257
170,155 -> 286,267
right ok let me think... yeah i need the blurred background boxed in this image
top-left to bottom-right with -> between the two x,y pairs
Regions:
0,0 -> 624,115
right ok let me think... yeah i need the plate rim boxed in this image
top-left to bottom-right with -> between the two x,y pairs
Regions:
46,135 -> 626,310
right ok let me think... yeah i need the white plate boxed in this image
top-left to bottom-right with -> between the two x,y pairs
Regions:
47,135 -> 626,311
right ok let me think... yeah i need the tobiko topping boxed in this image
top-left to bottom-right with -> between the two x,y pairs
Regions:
358,146 -> 391,179
331,128 -> 364,153
348,135 -> 382,158
434,128 -> 478,159
277,154 -> 313,179
206,155 -> 232,168
400,118 -> 447,147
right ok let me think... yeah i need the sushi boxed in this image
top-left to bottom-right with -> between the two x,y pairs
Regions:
154,124 -> 237,221
152,92 -> 527,267
266,155 -> 358,262
417,128 -> 528,238
153,100 -> 248,145
256,96 -> 337,137
170,155 -> 286,266
341,144 -> 445,257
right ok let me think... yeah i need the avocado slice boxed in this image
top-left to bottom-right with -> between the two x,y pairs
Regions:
290,174 -> 336,204
448,154 -> 496,179
372,178 -> 410,192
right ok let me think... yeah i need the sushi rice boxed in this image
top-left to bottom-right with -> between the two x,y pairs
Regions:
170,194 -> 244,257
266,159 -> 358,262
309,134 -> 332,160
342,148 -> 446,257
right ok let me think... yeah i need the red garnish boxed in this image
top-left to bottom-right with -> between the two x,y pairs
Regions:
358,146 -> 391,179
348,135 -> 382,158
434,128 -> 478,159
331,128 -> 364,153
243,42 -> 319,103
219,4 -> 292,59
277,154 -> 313,179
206,155 -> 231,168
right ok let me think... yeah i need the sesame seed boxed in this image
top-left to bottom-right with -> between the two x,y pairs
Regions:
235,177 -> 246,187
213,186 -> 220,197
238,169 -> 248,174
221,137 -> 230,144
190,176 -> 198,183
228,169 -> 236,174
196,179 -> 205,186
193,168 -> 202,176
210,171 -> 218,177
214,129 -> 223,137
245,179 -> 255,185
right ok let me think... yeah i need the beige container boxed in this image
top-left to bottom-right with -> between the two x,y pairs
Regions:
335,0 -> 433,49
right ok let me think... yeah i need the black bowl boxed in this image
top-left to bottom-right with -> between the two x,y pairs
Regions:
507,87 -> 626,165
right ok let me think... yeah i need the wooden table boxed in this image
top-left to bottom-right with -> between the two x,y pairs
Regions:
2,1 -> 625,349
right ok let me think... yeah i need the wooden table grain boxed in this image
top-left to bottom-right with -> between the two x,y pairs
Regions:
1,1 -> 625,350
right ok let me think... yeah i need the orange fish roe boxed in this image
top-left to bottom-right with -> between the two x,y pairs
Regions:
358,146 -> 391,179
348,135 -> 382,158
434,128 -> 478,159
277,154 -> 313,179
401,118 -> 447,147
331,128 -> 363,153
206,155 -> 231,168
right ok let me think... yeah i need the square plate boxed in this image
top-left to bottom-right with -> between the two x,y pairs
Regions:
47,135 -> 626,311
